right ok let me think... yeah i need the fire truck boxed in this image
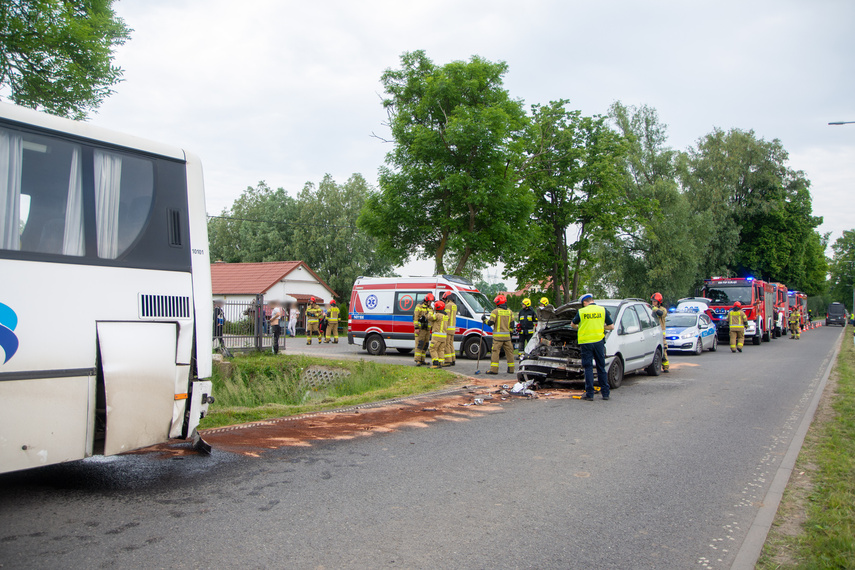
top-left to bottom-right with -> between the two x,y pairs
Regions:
788,291 -> 809,327
770,282 -> 790,338
700,277 -> 776,345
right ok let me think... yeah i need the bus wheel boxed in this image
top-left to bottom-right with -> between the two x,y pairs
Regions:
366,334 -> 386,355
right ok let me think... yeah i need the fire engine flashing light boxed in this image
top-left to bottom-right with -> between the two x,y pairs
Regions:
746,277 -> 754,281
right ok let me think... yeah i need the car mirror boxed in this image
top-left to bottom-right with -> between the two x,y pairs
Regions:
622,324 -> 641,334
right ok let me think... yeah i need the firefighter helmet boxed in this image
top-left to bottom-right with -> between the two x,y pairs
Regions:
424,293 -> 434,302
494,294 -> 507,305
651,292 -> 663,304
540,297 -> 549,305
733,301 -> 742,308
434,301 -> 445,312
310,296 -> 316,303
330,299 -> 336,305
522,298 -> 531,307
442,291 -> 453,300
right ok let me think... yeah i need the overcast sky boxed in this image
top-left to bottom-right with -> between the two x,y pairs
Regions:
92,0 -> 855,281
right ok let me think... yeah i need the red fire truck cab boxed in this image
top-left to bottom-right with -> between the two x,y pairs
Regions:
788,291 -> 808,328
701,277 -> 776,345
770,282 -> 790,338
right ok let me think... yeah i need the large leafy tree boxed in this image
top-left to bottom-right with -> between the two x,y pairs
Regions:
0,0 -> 131,119
592,102 -> 706,302
359,50 -> 531,275
506,100 -> 629,303
208,182 -> 298,263
828,230 -> 855,312
292,174 -> 397,298
680,128 -> 826,292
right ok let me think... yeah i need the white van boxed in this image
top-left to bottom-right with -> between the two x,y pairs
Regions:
348,275 -> 496,359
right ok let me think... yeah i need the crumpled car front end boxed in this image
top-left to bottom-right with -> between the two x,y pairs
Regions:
517,302 -> 589,386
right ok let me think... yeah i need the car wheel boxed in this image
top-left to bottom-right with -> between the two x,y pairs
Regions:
396,348 -> 413,355
366,334 -> 386,355
462,336 -> 485,360
646,348 -> 662,376
694,337 -> 704,355
608,357 -> 624,389
709,335 -> 718,352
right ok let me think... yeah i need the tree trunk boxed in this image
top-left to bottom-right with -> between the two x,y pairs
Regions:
434,229 -> 449,274
571,222 -> 587,299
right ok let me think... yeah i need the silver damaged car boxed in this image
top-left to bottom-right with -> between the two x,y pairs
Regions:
517,298 -> 665,389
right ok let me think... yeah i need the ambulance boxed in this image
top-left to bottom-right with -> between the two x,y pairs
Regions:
348,275 -> 496,359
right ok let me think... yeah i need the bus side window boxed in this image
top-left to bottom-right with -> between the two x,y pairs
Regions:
95,150 -> 154,259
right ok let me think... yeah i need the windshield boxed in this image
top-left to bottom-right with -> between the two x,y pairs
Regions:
459,291 -> 494,315
704,286 -> 752,305
597,301 -> 620,324
666,314 -> 698,327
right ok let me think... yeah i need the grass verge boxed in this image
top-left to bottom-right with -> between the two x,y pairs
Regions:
199,352 -> 459,429
757,326 -> 855,569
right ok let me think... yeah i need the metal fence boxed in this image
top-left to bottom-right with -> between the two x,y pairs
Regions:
212,294 -> 286,353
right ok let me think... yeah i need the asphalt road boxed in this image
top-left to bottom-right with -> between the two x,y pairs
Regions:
0,325 -> 845,569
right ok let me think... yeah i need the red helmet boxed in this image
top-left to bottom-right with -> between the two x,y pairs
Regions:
651,292 -> 663,303
330,299 -> 336,305
434,300 -> 445,311
494,294 -> 506,305
733,301 -> 742,308
424,293 -> 435,302
310,296 -> 316,303
442,291 -> 453,300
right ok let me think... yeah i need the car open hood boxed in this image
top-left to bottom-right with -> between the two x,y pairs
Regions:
539,301 -> 582,324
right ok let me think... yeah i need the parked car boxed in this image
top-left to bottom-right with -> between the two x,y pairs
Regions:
664,310 -> 718,354
826,302 -> 848,327
517,298 -> 664,389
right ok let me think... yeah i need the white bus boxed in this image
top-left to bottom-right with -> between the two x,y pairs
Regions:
0,103 -> 213,474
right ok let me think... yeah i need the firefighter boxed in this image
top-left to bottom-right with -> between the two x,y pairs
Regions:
305,297 -> 324,345
484,294 -> 515,374
728,301 -> 748,352
324,300 -> 340,343
788,309 -> 801,339
441,292 -> 457,366
517,297 -> 537,355
413,293 -> 434,365
536,296 -> 552,332
650,292 -> 670,373
429,300 -> 448,369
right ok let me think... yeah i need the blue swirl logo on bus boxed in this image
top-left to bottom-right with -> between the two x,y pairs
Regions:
0,302 -> 19,364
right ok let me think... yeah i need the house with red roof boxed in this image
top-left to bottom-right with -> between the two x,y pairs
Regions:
211,260 -> 336,306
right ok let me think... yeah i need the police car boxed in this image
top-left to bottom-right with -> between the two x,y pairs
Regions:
664,309 -> 718,354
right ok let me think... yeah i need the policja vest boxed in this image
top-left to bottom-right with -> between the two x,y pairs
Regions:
577,304 -> 607,344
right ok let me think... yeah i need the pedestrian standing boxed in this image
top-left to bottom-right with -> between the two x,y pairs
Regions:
517,298 -> 537,354
429,301 -> 448,369
571,294 -> 615,400
484,294 -> 515,375
413,294 -> 434,365
287,304 -> 298,337
325,300 -> 340,343
650,292 -> 670,373
305,297 -> 324,345
269,301 -> 284,354
728,301 -> 748,352
213,301 -> 225,349
441,292 -> 457,366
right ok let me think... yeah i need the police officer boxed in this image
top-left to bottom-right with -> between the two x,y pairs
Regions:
728,301 -> 748,352
650,292 -> 670,373
788,308 -> 801,339
517,298 -> 537,354
571,294 -> 614,400
484,294 -> 515,375
325,300 -> 340,343
441,292 -> 457,366
429,300 -> 448,369
413,293 -> 434,365
305,297 -> 324,345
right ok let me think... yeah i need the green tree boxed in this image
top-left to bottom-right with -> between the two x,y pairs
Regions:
592,102 -> 705,302
829,230 -> 855,312
292,174 -> 397,299
207,181 -> 298,263
0,0 -> 131,119
359,50 -> 531,275
506,100 -> 629,303
680,128 -> 826,292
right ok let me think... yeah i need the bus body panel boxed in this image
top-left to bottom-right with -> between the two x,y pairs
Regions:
185,151 -> 213,380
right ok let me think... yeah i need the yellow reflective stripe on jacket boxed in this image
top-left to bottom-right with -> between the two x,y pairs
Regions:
577,304 -> 606,344
328,307 -> 340,321
490,308 -> 513,340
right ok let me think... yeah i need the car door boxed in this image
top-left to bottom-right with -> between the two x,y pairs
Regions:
616,305 -> 646,371
698,314 -> 715,349
636,304 -> 662,365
